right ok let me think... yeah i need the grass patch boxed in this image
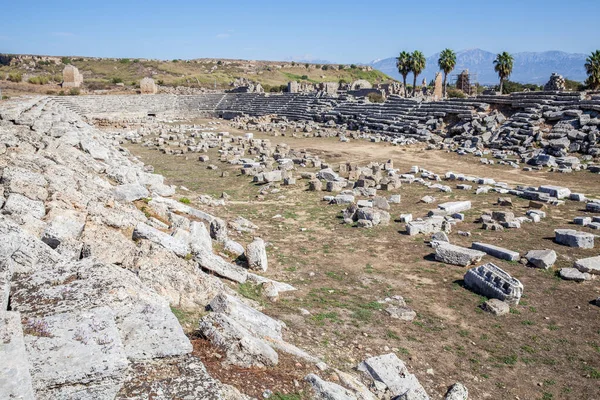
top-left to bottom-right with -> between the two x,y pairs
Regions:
238,282 -> 263,304
179,197 -> 191,204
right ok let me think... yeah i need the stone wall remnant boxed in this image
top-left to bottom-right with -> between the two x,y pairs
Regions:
62,64 -> 83,88
140,77 -> 158,95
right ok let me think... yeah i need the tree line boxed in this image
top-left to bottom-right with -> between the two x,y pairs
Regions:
396,49 -> 600,97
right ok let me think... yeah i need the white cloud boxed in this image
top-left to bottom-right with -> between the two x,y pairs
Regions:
216,33 -> 231,39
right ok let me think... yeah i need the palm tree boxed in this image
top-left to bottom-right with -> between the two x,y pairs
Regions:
493,52 -> 514,94
410,51 -> 426,97
585,50 -> 600,90
438,48 -> 456,97
396,51 -> 412,98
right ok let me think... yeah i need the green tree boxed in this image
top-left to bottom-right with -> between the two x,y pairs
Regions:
493,52 -> 514,94
584,50 -> 600,90
438,48 -> 456,97
396,51 -> 412,98
410,51 -> 426,97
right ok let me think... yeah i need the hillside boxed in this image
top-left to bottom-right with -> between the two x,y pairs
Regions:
371,49 -> 588,85
0,54 -> 395,94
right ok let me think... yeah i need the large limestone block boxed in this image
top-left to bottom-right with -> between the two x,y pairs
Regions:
574,256 -> 600,275
208,293 -> 284,340
140,77 -> 158,95
246,237 -> 268,271
23,307 -> 128,399
41,213 -> 86,249
0,215 -> 60,274
113,183 -> 150,202
471,242 -> 520,261
199,313 -> 278,368
2,166 -> 49,201
434,242 -> 485,266
10,260 -> 193,361
133,222 -> 190,257
305,374 -> 359,400
358,353 -> 429,399
0,311 -> 35,400
554,229 -> 594,248
3,193 -> 46,219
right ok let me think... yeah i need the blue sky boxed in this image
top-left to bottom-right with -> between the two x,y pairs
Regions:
2,0 -> 599,63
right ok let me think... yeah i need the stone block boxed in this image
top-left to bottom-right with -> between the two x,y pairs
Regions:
464,263 -> 523,305
471,242 -> 520,261
554,229 -> 594,248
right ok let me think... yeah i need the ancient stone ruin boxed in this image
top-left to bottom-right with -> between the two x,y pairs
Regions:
455,69 -> 471,95
62,64 -> 83,88
139,77 -> 157,94
544,72 -> 566,91
433,72 -> 443,99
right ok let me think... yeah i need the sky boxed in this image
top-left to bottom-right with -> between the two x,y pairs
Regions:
2,0 -> 599,63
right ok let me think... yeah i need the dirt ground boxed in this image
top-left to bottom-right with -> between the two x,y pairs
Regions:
122,118 -> 600,400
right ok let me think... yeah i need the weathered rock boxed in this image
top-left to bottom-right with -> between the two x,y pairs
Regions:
10,260 -> 193,361
23,307 -> 128,399
305,374 -> 359,400
199,313 -> 278,368
573,256 -> 600,275
113,183 -> 150,202
358,353 -> 429,399
480,298 -> 510,316
0,311 -> 35,400
133,222 -> 190,257
471,242 -> 520,261
434,242 -> 485,267
554,229 -> 595,248
444,382 -> 469,400
41,213 -> 85,249
525,249 -> 557,269
246,237 -> 268,271
208,293 -> 284,340
559,268 -> 592,282
3,193 -> 46,219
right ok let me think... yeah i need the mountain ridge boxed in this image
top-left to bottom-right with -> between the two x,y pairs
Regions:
370,49 -> 588,85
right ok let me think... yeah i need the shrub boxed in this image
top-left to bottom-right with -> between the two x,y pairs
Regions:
321,64 -> 329,70
157,79 -> 164,85
58,90 -> 65,96
179,197 -> 191,204
61,57 -> 71,65
28,76 -> 49,85
564,78 -> 585,91
111,77 -> 123,84
300,75 -> 308,80
216,60 -> 222,65
367,92 -> 385,103
447,88 -> 466,98
45,90 -> 56,95
68,88 -> 80,96
119,58 -> 130,64
85,80 -> 111,90
7,72 -> 22,82
350,64 -> 357,69
0,54 -> 14,66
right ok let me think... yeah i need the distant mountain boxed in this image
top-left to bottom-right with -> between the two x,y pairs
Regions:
370,49 -> 588,85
